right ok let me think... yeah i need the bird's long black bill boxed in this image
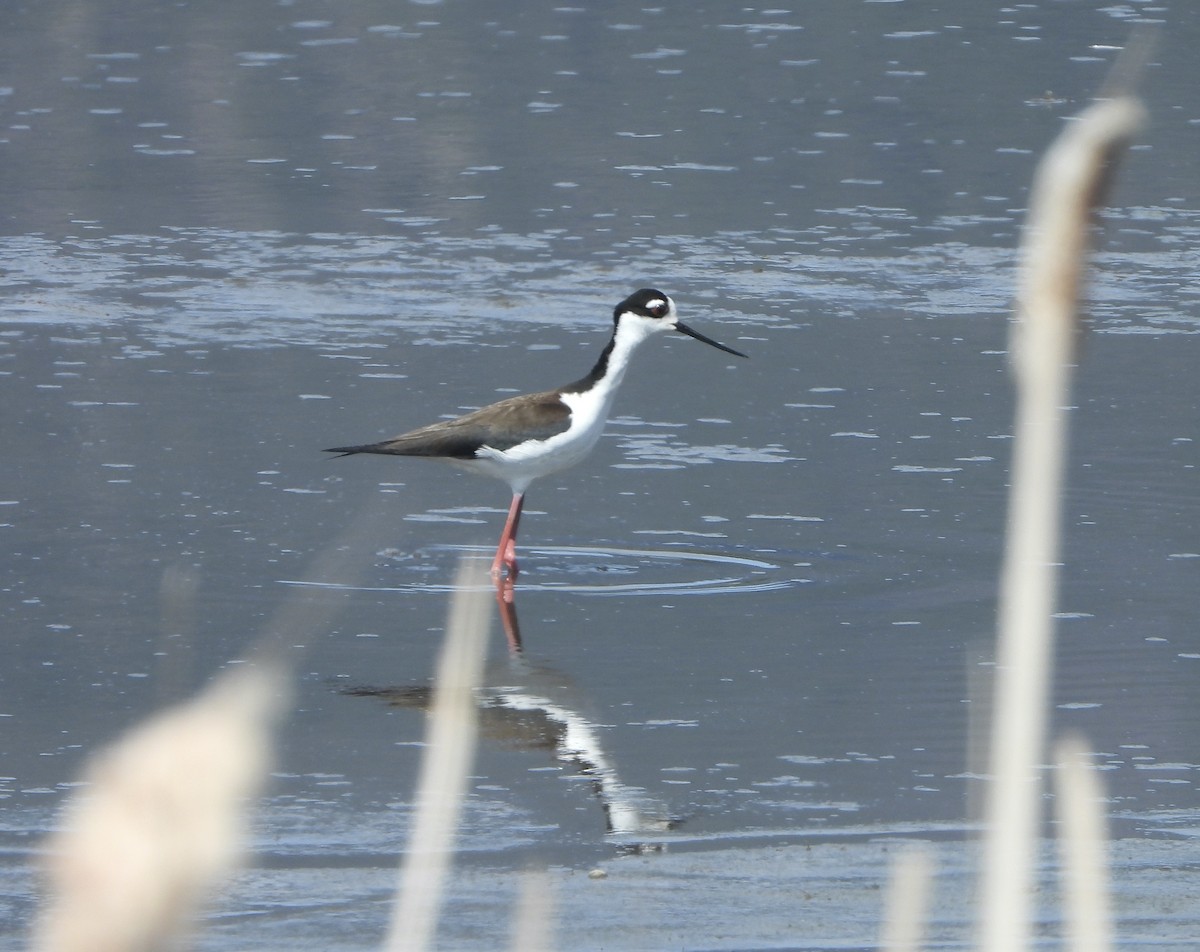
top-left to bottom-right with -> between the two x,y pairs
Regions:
675,321 -> 748,358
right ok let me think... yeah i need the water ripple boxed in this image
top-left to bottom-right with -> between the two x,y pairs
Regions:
281,544 -> 810,597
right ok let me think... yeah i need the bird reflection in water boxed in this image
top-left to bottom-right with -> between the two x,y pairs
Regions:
346,580 -> 675,842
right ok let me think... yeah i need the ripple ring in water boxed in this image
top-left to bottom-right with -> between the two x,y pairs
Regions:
283,544 -> 808,597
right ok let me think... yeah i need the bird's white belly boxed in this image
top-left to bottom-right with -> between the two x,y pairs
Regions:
458,386 -> 614,494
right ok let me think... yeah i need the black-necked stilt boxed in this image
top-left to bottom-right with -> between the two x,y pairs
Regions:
325,288 -> 747,579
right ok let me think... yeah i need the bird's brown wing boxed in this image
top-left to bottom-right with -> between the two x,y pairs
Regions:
325,390 -> 572,459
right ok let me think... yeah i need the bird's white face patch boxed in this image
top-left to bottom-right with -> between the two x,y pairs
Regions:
617,296 -> 677,341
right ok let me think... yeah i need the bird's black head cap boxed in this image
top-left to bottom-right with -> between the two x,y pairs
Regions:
613,288 -> 672,325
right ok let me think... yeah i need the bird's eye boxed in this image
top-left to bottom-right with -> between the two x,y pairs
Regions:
647,301 -> 668,318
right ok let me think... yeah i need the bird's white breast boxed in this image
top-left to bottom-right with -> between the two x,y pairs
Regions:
467,385 -> 615,493
453,315 -> 653,493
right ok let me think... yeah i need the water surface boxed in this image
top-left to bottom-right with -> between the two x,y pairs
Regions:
2,1 -> 1199,948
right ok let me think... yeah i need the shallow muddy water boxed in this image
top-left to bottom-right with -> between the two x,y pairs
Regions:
2,2 -> 1198,948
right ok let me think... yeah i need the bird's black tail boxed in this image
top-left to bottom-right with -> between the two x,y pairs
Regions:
323,444 -> 372,458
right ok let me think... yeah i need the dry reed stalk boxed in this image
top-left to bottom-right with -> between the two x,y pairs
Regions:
1054,735 -> 1113,952
30,498 -> 398,952
879,845 -> 934,952
30,664 -> 286,952
977,94 -> 1144,952
383,560 -> 491,952
510,870 -> 555,952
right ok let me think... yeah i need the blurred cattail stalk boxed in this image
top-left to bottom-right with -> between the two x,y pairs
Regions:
1054,735 -> 1113,952
977,94 -> 1144,952
383,561 -> 491,952
30,500 -> 394,952
879,845 -> 934,952
510,870 -> 556,952
30,665 -> 286,952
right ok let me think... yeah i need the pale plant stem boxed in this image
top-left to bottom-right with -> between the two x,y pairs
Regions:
880,845 -> 934,952
1055,735 -> 1113,952
510,870 -> 555,952
977,95 -> 1144,952
383,561 -> 491,952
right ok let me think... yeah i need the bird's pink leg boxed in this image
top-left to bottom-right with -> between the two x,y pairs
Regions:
491,492 -> 525,579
